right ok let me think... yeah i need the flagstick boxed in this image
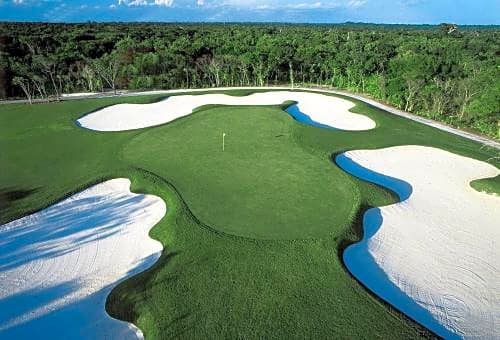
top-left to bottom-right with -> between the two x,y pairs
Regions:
222,132 -> 226,152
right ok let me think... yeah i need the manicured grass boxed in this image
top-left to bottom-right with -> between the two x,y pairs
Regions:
471,175 -> 500,196
1,90 -> 498,339
0,95 -> 162,224
124,104 -> 359,239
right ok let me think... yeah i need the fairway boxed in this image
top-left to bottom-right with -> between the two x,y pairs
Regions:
1,89 -> 499,339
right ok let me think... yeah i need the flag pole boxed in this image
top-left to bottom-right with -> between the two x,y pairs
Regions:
222,132 -> 226,152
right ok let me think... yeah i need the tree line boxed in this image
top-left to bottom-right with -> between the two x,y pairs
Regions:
0,22 -> 498,139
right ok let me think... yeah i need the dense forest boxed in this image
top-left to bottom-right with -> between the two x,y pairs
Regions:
0,23 -> 498,138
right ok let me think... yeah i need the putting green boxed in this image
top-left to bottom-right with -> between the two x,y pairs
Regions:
124,104 -> 358,239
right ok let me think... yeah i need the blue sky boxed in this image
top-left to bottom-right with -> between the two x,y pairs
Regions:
0,0 -> 499,24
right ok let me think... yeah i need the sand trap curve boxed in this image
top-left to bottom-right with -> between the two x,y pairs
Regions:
336,146 -> 500,339
0,179 -> 165,339
76,91 -> 376,131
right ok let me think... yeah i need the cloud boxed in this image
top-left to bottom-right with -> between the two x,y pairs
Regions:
114,0 -> 366,11
347,0 -> 366,8
399,0 -> 427,5
128,0 -> 148,5
286,2 -> 324,9
154,0 -> 174,5
1,0 -> 498,24
119,0 -> 174,6
211,0 -> 367,10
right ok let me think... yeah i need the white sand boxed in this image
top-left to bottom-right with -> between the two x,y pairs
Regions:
62,92 -> 99,97
337,146 -> 500,339
0,179 -> 165,339
76,91 -> 376,131
60,87 -> 499,149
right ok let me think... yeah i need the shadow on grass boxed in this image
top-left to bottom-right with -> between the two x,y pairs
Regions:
106,251 -> 180,321
0,187 -> 40,210
106,248 -> 201,339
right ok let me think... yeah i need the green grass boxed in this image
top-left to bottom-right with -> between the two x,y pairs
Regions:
471,175 -> 500,196
124,104 -> 358,239
1,89 -> 498,339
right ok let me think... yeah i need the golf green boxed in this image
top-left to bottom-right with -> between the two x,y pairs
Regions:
124,104 -> 358,239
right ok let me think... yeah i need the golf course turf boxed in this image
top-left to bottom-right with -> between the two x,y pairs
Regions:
1,89 -> 498,339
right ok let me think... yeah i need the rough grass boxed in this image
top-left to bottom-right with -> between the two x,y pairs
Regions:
0,89 -> 498,339
470,175 -> 500,196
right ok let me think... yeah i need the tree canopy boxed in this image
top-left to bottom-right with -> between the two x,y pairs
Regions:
0,22 -> 498,139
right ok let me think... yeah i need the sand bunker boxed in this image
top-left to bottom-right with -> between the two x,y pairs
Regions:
62,92 -> 98,98
336,145 -> 500,339
0,179 -> 165,339
76,91 -> 376,131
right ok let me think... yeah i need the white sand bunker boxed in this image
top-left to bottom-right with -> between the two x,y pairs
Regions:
337,145 -> 500,339
62,92 -> 98,98
76,91 -> 376,131
0,179 -> 165,339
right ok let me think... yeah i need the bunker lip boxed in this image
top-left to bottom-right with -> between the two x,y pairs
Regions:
336,145 -> 500,339
0,178 -> 166,339
76,91 -> 376,132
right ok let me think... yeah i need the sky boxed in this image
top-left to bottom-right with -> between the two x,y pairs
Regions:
0,0 -> 499,24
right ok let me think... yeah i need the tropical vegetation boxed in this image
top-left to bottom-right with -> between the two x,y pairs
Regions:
0,23 -> 498,138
